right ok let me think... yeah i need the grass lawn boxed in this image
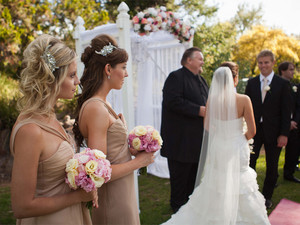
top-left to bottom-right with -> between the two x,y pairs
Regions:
1,149 -> 299,225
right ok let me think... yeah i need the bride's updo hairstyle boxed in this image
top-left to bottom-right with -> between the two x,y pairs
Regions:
73,34 -> 128,147
220,61 -> 239,79
213,67 -> 234,89
18,34 -> 76,117
209,66 -> 236,120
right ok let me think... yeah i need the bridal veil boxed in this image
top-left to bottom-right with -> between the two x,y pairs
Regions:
194,67 -> 240,224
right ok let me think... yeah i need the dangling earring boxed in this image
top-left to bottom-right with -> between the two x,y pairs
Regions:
108,75 -> 111,80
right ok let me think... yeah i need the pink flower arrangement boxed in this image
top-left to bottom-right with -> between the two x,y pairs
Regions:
65,148 -> 112,193
128,125 -> 163,152
132,6 -> 194,43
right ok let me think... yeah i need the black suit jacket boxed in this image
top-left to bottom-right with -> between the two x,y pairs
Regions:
160,66 -> 208,163
245,74 -> 292,142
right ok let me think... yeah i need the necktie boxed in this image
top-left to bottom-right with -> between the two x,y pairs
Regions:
261,78 -> 268,102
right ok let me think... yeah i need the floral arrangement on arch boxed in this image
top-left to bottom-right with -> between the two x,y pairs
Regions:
132,6 -> 194,43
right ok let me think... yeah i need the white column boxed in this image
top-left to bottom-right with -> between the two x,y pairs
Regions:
116,1 -> 140,212
116,2 -> 135,131
73,16 -> 86,91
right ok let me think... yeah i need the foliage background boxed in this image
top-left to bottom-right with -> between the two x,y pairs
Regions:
0,1 -> 300,224
1,0 -> 300,130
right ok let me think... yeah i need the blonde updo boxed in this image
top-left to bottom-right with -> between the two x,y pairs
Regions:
18,34 -> 76,117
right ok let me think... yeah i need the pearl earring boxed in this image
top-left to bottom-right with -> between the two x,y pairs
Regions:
108,75 -> 111,80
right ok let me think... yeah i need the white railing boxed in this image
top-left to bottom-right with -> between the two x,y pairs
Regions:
73,0 -> 193,209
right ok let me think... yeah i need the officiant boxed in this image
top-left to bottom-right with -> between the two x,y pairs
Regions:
161,47 -> 208,213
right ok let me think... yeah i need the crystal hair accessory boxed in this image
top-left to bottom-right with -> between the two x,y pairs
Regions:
95,42 -> 117,56
41,45 -> 59,72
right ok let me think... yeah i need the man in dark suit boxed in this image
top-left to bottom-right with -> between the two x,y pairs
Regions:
278,61 -> 300,183
161,47 -> 208,213
245,50 -> 292,209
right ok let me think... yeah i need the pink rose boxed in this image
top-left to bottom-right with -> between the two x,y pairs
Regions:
141,18 -> 148,25
132,16 -> 139,24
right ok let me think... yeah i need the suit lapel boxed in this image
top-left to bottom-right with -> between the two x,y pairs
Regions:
263,75 -> 277,104
254,76 -> 263,104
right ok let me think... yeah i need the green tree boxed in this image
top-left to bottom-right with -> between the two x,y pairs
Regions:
0,0 -> 110,78
0,0 -> 53,78
51,0 -> 110,47
232,25 -> 300,77
231,3 -> 263,34
103,0 -> 172,20
177,0 -> 218,23
194,22 -> 237,84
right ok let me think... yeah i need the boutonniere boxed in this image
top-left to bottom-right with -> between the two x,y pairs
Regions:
292,85 -> 298,92
264,85 -> 271,92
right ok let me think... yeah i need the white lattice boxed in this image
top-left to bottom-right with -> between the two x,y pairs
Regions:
73,1 -> 193,187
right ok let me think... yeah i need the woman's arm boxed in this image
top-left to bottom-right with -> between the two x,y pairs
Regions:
243,96 -> 256,140
85,103 -> 154,182
11,124 -> 96,219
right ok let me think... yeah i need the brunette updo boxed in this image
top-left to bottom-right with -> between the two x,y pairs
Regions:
220,61 -> 239,79
73,34 -> 128,147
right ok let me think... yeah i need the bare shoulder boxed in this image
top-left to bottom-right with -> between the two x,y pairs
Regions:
16,123 -> 43,141
236,93 -> 250,103
81,100 -> 110,129
83,100 -> 109,119
13,123 -> 44,154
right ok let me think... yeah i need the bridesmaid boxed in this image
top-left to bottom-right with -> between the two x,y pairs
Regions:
73,34 -> 154,225
10,34 -> 97,224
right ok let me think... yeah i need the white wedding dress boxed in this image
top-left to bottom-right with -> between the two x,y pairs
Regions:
162,67 -> 270,225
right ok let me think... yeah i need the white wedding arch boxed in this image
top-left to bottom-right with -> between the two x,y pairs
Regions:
73,1 -> 193,208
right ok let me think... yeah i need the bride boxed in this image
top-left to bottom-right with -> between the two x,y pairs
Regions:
163,64 -> 270,225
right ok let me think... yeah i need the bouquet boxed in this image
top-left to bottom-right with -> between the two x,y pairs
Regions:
132,6 -> 194,43
242,119 -> 255,154
65,148 -> 112,207
128,125 -> 163,152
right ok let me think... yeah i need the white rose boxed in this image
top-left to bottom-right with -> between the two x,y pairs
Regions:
264,85 -> 270,91
293,86 -> 298,92
152,130 -> 160,140
161,12 -> 167,18
158,136 -> 163,146
90,174 -> 105,188
147,18 -> 154,23
160,6 -> 166,11
148,7 -> 157,16
137,12 -> 144,19
173,12 -> 180,19
94,150 -> 106,159
85,160 -> 98,175
134,126 -> 147,136
132,137 -> 141,150
144,24 -> 152,31
67,170 -> 78,189
133,24 -> 141,31
65,159 -> 78,173
248,139 -> 254,145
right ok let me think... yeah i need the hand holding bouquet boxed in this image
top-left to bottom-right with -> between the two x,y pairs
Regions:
128,125 -> 163,153
65,148 -> 112,208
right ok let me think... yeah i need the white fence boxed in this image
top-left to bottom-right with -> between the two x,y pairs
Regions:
73,1 -> 193,209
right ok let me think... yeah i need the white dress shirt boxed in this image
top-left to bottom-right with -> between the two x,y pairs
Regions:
260,71 -> 274,91
260,71 -> 274,122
